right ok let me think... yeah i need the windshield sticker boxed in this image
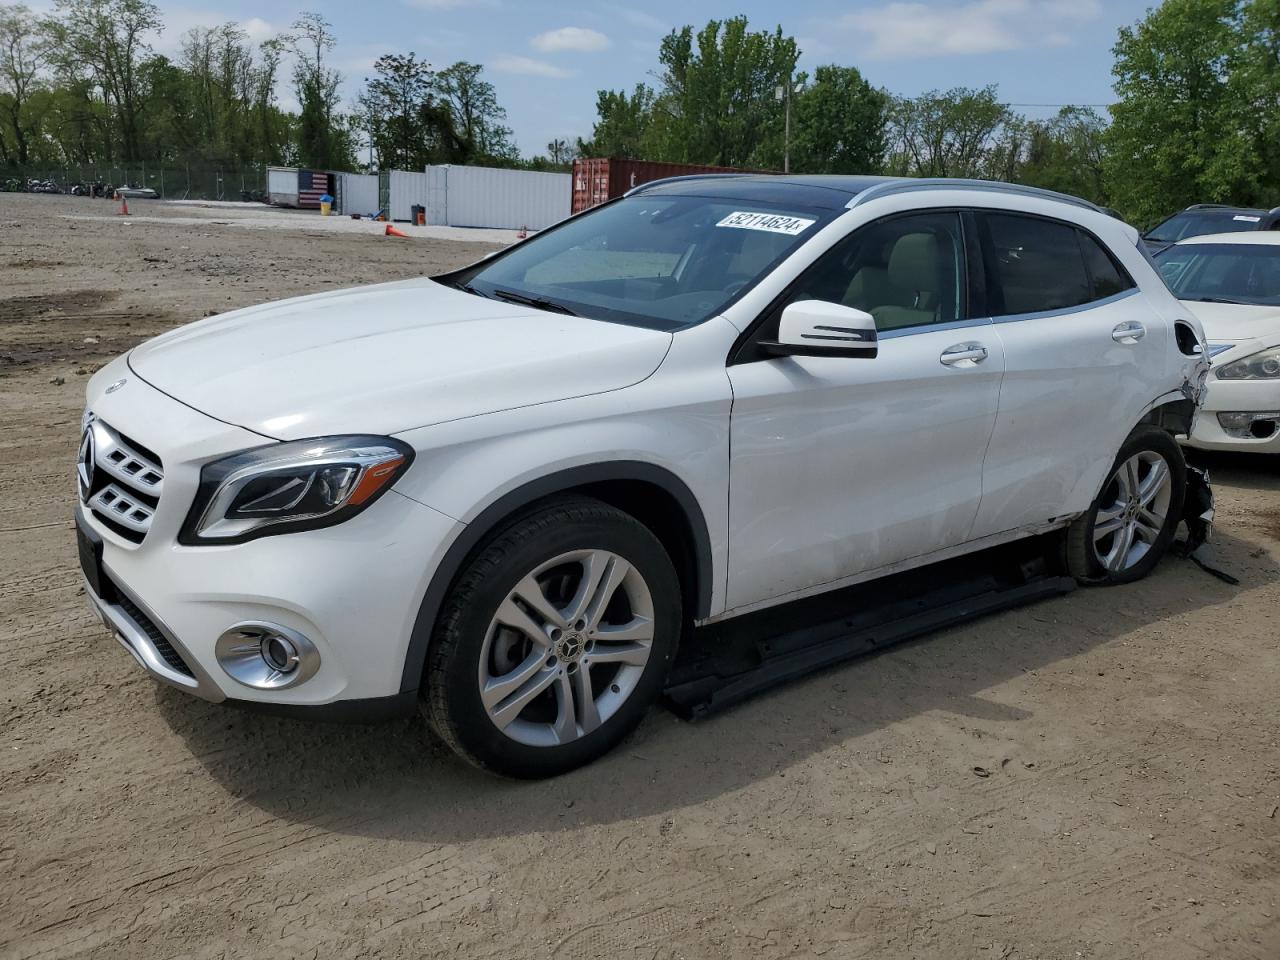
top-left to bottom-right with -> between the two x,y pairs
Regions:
717,211 -> 816,235
1233,215 -> 1261,222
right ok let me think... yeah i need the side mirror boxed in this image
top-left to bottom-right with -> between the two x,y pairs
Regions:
758,300 -> 878,359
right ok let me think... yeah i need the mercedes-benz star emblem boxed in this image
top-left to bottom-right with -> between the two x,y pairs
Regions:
105,378 -> 127,394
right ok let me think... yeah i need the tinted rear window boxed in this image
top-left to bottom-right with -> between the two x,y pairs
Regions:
983,213 -> 1091,315
1079,232 -> 1135,300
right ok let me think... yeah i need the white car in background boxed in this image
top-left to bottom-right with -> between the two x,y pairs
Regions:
1155,232 -> 1280,452
78,175 -> 1208,777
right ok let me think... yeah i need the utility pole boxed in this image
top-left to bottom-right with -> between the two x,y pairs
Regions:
776,74 -> 794,173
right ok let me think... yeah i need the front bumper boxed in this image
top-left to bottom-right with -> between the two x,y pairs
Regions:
80,511 -> 224,702
78,358 -> 463,709
1186,364 -> 1280,453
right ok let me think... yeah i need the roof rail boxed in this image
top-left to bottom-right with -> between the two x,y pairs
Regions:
849,178 -> 1102,214
624,173 -> 753,197
1186,203 -> 1241,211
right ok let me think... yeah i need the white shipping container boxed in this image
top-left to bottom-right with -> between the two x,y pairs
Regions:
388,170 -> 431,223
429,165 -> 570,230
338,172 -> 379,216
267,166 -> 298,207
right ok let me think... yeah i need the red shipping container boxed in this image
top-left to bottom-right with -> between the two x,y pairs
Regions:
570,158 -> 774,214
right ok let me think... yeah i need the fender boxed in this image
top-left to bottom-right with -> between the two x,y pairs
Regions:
398,461 -> 714,694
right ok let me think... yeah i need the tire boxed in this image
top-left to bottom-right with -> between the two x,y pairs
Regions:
423,496 -> 681,778
1064,426 -> 1185,585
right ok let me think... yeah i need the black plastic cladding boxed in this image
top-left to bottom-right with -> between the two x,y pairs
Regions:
398,462 -> 714,695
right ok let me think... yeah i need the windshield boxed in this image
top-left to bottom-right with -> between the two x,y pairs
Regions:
443,194 -> 837,330
1155,242 -> 1280,305
1145,210 -> 1261,243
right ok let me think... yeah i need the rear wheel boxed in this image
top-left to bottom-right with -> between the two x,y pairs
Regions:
1065,427 -> 1185,585
424,496 -> 680,778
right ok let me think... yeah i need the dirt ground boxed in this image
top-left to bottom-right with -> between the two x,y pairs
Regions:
2,192 -> 1278,960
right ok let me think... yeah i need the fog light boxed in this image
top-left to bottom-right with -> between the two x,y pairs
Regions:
262,634 -> 299,673
215,622 -> 319,690
1217,411 -> 1280,439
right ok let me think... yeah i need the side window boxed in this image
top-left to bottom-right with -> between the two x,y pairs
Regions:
777,212 -> 965,333
983,213 -> 1090,316
1077,231 -> 1135,300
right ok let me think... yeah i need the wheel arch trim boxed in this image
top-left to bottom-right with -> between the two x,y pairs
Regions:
399,461 -> 714,694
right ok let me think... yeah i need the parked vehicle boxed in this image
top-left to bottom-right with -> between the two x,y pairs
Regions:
77,175 -> 1209,777
1143,203 -> 1280,255
114,184 -> 158,199
1155,232 -> 1280,452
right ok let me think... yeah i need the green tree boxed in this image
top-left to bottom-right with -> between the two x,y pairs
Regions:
433,61 -> 516,164
886,86 -> 1013,179
357,52 -> 440,169
1104,0 -> 1255,224
289,12 -> 349,169
1018,107 -> 1108,204
0,3 -> 49,167
790,65 -> 887,174
47,0 -> 161,161
578,84 -> 655,158
1234,0 -> 1280,196
649,17 -> 798,167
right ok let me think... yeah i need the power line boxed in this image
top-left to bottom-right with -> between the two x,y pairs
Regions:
1007,103 -> 1112,108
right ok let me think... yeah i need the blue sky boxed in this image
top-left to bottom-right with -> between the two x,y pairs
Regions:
132,0 -> 1157,154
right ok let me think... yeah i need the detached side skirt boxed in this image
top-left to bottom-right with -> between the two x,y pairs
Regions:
663,536 -> 1076,720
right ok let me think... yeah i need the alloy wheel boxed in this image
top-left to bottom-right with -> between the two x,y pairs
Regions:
1092,451 -> 1174,573
478,549 -> 655,747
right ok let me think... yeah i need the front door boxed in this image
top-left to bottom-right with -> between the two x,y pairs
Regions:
724,210 -> 1005,613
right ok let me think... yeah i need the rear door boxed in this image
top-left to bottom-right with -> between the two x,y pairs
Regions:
970,211 -> 1165,538
724,210 -> 1005,612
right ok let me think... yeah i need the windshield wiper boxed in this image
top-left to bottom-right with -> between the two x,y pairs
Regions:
1188,296 -> 1247,304
442,278 -> 492,299
490,288 -> 580,316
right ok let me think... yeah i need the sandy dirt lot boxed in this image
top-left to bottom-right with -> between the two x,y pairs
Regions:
2,192 -> 1278,960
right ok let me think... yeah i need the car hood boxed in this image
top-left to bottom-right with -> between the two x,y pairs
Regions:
129,278 -> 673,440
1180,300 -> 1280,343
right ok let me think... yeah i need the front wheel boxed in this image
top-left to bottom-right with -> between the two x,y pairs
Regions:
1064,426 -> 1185,585
423,496 -> 681,778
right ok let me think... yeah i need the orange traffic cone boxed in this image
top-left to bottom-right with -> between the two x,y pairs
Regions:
385,224 -> 408,238
117,193 -> 130,216
517,224 -> 528,239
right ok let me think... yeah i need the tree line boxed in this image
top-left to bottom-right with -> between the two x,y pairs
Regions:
0,0 -> 535,178
574,4 -> 1280,223
2,1 -> 1277,222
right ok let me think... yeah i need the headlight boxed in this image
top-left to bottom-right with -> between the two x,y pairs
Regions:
1216,345 -> 1280,380
179,435 -> 413,544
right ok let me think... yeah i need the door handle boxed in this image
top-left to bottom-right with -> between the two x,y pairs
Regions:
940,342 -> 988,367
1112,321 -> 1146,344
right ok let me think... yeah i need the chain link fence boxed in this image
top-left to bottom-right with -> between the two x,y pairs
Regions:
1,163 -> 267,200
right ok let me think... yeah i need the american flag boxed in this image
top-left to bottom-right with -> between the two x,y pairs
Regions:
298,170 -> 332,208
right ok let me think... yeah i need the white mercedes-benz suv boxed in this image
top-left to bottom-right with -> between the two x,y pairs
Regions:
77,176 -> 1209,777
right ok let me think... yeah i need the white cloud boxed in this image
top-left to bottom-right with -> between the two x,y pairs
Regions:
241,17 -> 276,43
147,9 -> 280,56
601,4 -> 667,34
840,0 -> 1101,59
491,55 -> 573,79
403,0 -> 486,7
531,26 -> 610,53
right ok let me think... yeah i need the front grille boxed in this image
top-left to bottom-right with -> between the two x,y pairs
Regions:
79,417 -> 164,544
113,585 -> 194,677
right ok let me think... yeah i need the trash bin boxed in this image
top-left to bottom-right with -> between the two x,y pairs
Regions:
410,203 -> 424,226
319,193 -> 333,216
